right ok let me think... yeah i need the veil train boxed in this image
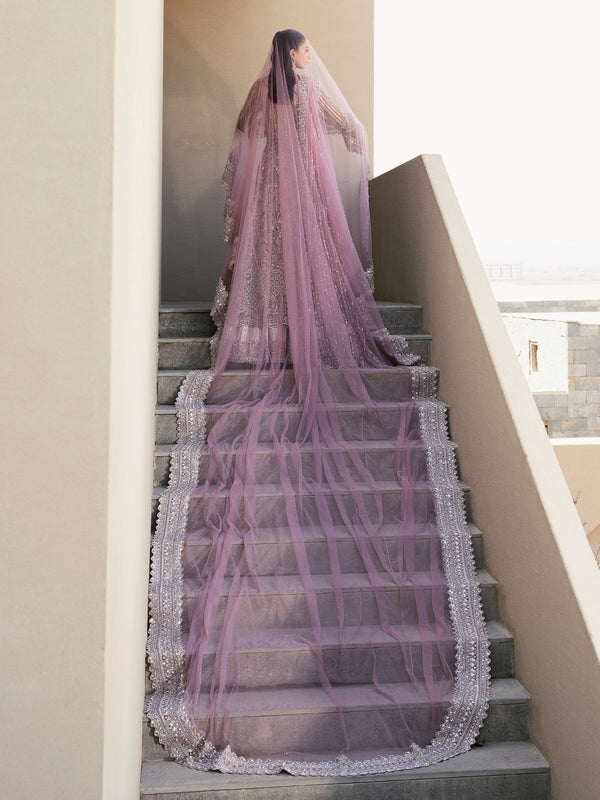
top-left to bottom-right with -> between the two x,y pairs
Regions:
147,30 -> 490,776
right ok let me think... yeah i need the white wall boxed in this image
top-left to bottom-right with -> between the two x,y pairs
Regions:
503,315 -> 568,393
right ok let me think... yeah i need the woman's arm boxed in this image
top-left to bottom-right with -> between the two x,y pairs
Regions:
317,88 -> 363,153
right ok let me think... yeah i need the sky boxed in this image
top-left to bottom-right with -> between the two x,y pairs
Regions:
374,0 -> 600,279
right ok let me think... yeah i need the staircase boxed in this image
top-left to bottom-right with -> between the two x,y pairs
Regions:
142,301 -> 550,799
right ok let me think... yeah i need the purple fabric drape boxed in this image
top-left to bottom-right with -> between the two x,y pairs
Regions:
147,32 -> 490,776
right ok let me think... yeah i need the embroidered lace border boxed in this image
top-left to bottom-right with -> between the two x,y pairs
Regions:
146,306 -> 490,777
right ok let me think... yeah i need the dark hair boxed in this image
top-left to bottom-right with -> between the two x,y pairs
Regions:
268,29 -> 305,103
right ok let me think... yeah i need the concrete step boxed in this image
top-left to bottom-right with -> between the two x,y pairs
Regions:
153,437 -> 443,486
157,333 -> 431,371
158,301 -> 424,339
183,479 -> 458,527
152,478 -> 473,532
178,568 -> 497,630
166,618 -> 512,694
143,615 -> 509,695
142,676 -> 527,764
152,481 -> 472,529
155,399 -> 432,443
156,366 -> 433,405
376,302 -> 423,335
140,741 -> 550,799
189,678 -> 527,753
159,302 -> 214,337
181,520 -> 484,576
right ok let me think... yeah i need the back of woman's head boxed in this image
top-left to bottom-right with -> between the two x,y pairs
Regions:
269,29 -> 306,103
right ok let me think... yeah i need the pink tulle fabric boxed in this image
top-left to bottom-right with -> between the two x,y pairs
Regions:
147,33 -> 488,774
179,36 -> 455,763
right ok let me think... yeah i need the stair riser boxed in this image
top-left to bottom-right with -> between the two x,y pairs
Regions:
140,769 -> 550,800
158,337 -> 430,371
159,306 -> 424,339
186,697 -> 528,756
159,340 -> 212,370
183,534 -> 445,578
157,369 -> 424,405
199,704 -> 451,756
152,487 -> 472,533
377,306 -> 423,334
194,637 -> 515,692
155,446 -> 430,487
168,526 -> 483,577
160,310 -> 216,338
142,659 -> 521,765
158,374 -> 189,405
156,404 -> 424,445
182,581 -> 497,630
186,487 -> 444,531
197,642 -> 456,692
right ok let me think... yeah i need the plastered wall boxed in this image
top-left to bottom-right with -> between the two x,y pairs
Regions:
2,3 -> 163,800
2,4 -> 116,798
162,0 -> 374,300
553,439 -> 600,555
370,155 -> 600,800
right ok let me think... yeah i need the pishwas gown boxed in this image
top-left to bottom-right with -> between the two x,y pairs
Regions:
147,41 -> 490,776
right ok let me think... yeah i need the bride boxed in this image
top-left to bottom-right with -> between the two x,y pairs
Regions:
147,29 -> 489,776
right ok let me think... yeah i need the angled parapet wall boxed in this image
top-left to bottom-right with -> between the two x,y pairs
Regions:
370,155 -> 600,800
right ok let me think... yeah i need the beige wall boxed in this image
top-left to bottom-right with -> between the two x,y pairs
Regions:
162,0 -> 374,300
1,2 -> 163,799
552,439 -> 600,559
2,4 -> 114,798
370,155 -> 600,800
103,2 -> 163,799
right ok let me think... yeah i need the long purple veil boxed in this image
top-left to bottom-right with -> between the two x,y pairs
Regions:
147,31 -> 490,775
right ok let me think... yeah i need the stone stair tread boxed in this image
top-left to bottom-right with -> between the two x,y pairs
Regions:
154,438 -> 454,456
182,521 -> 484,552
182,568 -> 496,598
160,301 -> 214,311
156,367 -> 435,379
159,333 -> 431,343
188,677 -> 525,719
185,520 -> 447,545
152,478 -> 459,495
140,741 -> 549,796
159,301 -> 423,312
156,367 -> 436,403
179,478 -> 465,496
177,619 -> 511,656
156,399 -> 442,412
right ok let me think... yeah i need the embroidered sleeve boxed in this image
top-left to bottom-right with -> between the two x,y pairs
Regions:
317,88 -> 362,154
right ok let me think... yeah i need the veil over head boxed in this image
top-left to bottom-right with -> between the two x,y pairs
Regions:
221,31 -> 373,303
146,30 -> 490,778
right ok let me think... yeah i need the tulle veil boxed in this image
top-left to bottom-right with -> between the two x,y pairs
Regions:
147,30 -> 490,776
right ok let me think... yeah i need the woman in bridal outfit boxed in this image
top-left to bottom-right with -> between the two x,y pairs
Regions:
147,29 -> 489,777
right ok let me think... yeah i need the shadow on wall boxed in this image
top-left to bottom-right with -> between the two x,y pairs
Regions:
161,19 -> 236,301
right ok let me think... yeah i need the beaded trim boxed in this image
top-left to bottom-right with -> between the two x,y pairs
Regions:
209,278 -> 229,367
147,364 -> 490,776
146,368 -> 214,761
411,366 -> 491,759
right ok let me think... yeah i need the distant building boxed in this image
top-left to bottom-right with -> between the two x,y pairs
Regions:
501,304 -> 600,437
484,262 -> 523,281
